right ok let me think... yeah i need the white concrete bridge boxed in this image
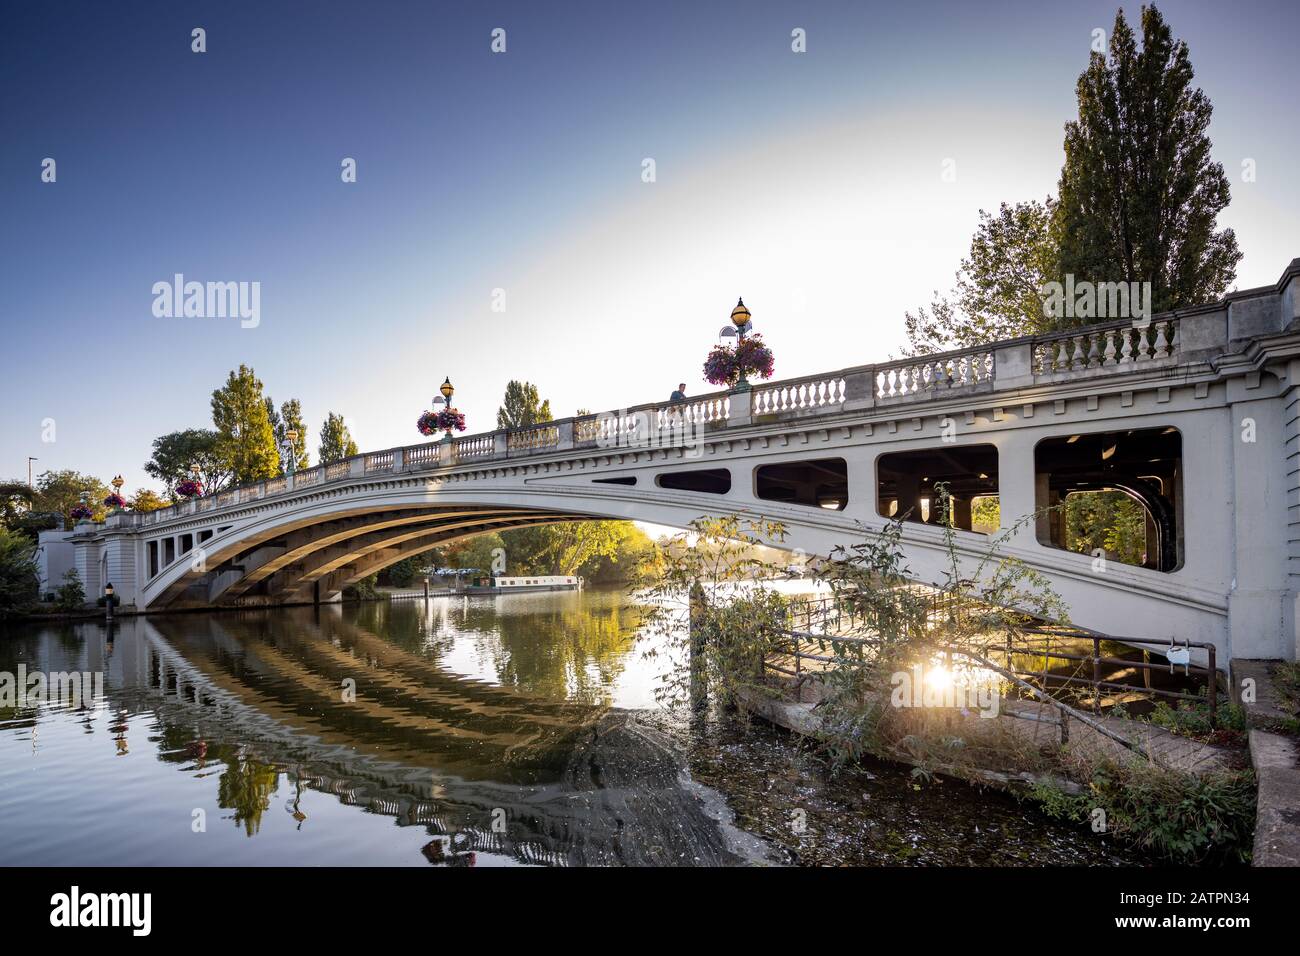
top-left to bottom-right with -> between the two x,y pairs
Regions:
44,258 -> 1300,666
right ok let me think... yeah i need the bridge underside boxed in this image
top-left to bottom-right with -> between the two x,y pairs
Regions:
153,505 -> 593,610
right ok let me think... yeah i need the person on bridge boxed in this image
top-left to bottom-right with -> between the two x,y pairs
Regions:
670,383 -> 687,402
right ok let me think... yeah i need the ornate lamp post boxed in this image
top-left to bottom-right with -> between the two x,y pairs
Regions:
280,428 -> 300,476
437,377 -> 457,443
719,297 -> 755,391
418,377 -> 466,443
109,474 -> 125,512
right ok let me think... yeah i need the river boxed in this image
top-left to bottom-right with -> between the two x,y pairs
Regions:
0,589 -> 1145,866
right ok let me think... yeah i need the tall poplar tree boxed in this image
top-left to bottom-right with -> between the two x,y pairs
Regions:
211,365 -> 279,485
266,396 -> 309,471
496,381 -> 553,430
318,412 -> 359,463
1054,4 -> 1240,311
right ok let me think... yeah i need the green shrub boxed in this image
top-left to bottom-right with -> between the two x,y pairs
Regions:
342,574 -> 380,601
54,569 -> 86,611
0,526 -> 40,616
1031,763 -> 1256,865
1146,696 -> 1246,740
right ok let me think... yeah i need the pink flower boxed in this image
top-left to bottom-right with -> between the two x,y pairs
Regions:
702,334 -> 775,386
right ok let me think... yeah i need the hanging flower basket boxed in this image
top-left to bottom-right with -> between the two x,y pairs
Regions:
104,493 -> 127,510
703,333 -> 775,388
417,408 -> 467,437
70,504 -> 93,521
176,479 -> 203,499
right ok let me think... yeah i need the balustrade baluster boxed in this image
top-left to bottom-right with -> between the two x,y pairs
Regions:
1102,330 -> 1117,366
1153,321 -> 1170,359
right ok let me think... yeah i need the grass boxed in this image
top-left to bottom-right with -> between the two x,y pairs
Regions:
1143,697 -> 1247,746
1029,761 -> 1256,865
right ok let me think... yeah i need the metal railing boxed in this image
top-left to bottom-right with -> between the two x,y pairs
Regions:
777,591 -> 1223,727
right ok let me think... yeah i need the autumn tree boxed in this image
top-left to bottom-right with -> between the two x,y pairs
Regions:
128,488 -> 171,512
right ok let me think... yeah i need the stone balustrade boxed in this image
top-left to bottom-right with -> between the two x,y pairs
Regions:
753,373 -> 845,415
875,346 -> 995,400
1030,318 -> 1177,374
132,309 -> 1211,528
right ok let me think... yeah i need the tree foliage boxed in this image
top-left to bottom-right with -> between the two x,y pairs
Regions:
496,381 -> 553,430
33,470 -> 110,527
1055,4 -> 1240,312
500,521 -> 627,576
144,428 -> 231,498
210,365 -> 279,485
435,532 -> 506,573
0,526 -> 40,616
905,4 -> 1239,353
318,411 -> 359,464
128,488 -> 171,512
905,200 -> 1058,354
266,396 -> 310,471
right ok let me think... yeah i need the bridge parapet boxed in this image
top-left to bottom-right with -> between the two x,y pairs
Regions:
130,315 -> 1194,528
127,259 -> 1300,532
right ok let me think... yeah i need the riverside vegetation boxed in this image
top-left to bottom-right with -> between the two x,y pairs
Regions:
637,487 -> 1256,865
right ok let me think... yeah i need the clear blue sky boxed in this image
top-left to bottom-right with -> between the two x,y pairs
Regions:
2,0 -> 1297,495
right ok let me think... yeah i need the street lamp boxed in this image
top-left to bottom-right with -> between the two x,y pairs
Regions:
718,297 -> 756,391
280,428 -> 300,476
730,297 -> 751,335
436,377 -> 458,443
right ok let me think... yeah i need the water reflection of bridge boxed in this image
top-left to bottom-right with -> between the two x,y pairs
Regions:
115,611 -> 752,866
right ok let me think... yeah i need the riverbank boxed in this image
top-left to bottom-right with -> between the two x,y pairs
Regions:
1232,660 -> 1300,866
733,675 -> 1255,865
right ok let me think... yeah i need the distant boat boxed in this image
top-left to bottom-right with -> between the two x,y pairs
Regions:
461,574 -> 582,594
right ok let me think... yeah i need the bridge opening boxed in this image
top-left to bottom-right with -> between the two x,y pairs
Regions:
1033,426 -> 1182,572
875,444 -> 999,533
594,476 -> 636,486
657,468 -> 731,495
755,457 -> 848,510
